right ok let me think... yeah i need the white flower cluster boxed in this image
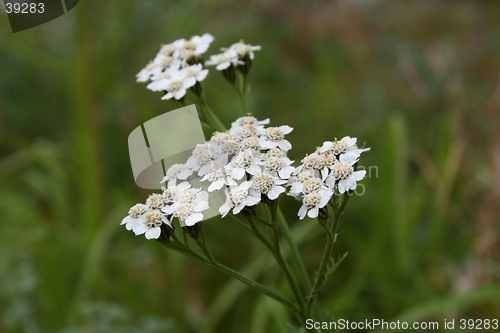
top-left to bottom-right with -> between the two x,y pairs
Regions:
288,137 -> 370,219
120,181 -> 210,239
136,33 -> 213,100
122,117 -> 370,239
205,40 -> 261,71
160,116 -> 294,218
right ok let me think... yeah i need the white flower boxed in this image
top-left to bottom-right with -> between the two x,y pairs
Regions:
227,150 -> 261,180
205,49 -> 243,70
174,33 -> 214,57
230,116 -> 269,135
288,176 -> 323,198
219,181 -> 261,217
136,61 -> 162,83
186,143 -> 224,176
160,163 -> 193,186
162,181 -> 191,201
209,134 -> 240,161
200,164 -> 237,192
226,41 -> 261,60
319,137 -> 370,160
297,188 -> 333,220
257,148 -> 295,179
240,136 -> 261,150
158,43 -> 178,56
259,125 -> 293,151
182,63 -> 209,83
160,71 -> 196,100
146,64 -> 182,92
189,33 -> 215,55
133,209 -> 172,240
163,186 -> 210,226
153,54 -> 180,70
146,193 -> 169,210
251,172 -> 286,200
328,154 -> 366,194
121,203 -> 148,231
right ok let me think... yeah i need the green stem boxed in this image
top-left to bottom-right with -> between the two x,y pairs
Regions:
233,74 -> 247,114
182,228 -> 192,250
225,213 -> 254,234
184,223 -> 298,312
276,207 -> 312,291
306,193 -> 350,316
249,204 -> 307,317
198,94 -> 227,132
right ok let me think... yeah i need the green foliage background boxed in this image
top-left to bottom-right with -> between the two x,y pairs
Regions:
1,0 -> 499,332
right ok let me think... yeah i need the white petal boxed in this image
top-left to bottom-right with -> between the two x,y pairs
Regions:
120,215 -> 132,225
160,175 -> 169,184
278,140 -> 292,151
341,136 -> 357,146
246,164 -> 261,175
307,207 -> 319,218
339,153 -> 358,165
240,181 -> 252,190
298,205 -> 307,220
319,141 -> 333,153
208,180 -> 224,192
145,227 -> 161,239
268,186 -> 285,200
177,168 -> 193,179
177,182 -> 191,191
216,62 -> 231,70
185,213 -> 204,226
174,89 -> 186,100
233,203 -> 245,214
161,92 -> 174,100
319,194 -> 332,208
337,179 -> 348,194
326,176 -> 336,189
197,69 -> 209,81
133,223 -> 148,235
219,203 -> 231,217
183,77 -> 196,88
279,125 -> 293,135
260,140 -> 277,149
351,170 -> 366,181
194,201 -> 209,212
232,168 -> 245,180
244,195 -> 261,207
279,167 -> 294,179
161,205 -> 175,215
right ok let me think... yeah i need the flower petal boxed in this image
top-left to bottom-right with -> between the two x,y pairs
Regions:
185,213 -> 204,226
145,227 -> 161,240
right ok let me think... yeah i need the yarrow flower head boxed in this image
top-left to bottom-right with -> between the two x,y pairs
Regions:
161,182 -> 210,227
205,49 -> 243,71
121,204 -> 148,231
219,181 -> 261,217
225,40 -> 262,60
133,209 -> 172,240
136,33 -> 214,100
288,137 -> 370,219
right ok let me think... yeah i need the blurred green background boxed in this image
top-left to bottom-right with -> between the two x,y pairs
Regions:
1,0 -> 499,332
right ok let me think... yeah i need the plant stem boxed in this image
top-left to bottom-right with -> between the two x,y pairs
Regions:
306,193 -> 350,316
250,203 -> 308,317
198,93 -> 227,132
233,74 -> 247,114
276,207 -> 312,291
174,223 -> 298,312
